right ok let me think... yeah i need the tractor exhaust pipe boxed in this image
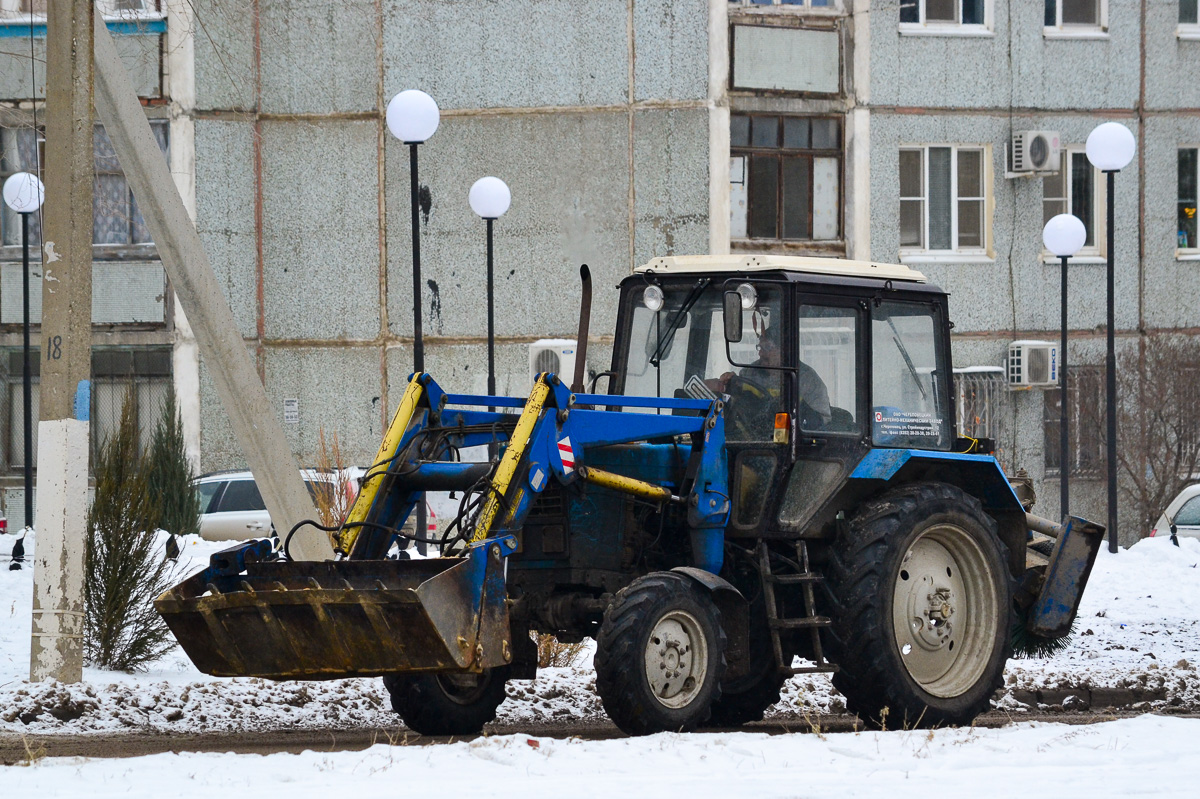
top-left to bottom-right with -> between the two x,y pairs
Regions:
571,264 -> 591,394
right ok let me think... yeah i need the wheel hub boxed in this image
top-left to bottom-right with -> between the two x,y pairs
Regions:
891,523 -> 1000,698
644,611 -> 708,709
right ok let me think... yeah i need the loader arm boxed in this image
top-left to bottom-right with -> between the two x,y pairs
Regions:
156,372 -> 730,680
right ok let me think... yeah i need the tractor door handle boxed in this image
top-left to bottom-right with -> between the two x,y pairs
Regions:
796,436 -> 827,449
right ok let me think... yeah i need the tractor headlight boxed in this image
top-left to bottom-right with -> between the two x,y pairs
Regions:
643,284 -> 664,312
736,283 -> 758,310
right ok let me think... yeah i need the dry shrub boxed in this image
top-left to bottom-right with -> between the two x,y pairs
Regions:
313,427 -> 355,531
535,633 -> 587,668
85,392 -> 178,671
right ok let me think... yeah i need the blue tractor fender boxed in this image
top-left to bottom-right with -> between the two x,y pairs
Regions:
848,448 -> 1029,575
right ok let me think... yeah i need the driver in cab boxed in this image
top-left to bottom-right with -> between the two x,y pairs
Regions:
706,325 -> 832,436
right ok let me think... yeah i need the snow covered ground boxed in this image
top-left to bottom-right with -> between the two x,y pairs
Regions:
4,715 -> 1199,797
1,532 -> 1199,794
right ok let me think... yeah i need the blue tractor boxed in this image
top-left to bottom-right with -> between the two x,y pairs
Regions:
157,256 -> 1102,736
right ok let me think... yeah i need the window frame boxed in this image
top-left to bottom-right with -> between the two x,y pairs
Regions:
1041,147 -> 1107,262
1043,0 -> 1109,39
898,144 -> 993,261
1179,146 -> 1199,259
730,113 -> 844,246
899,0 -> 994,37
1182,0 -> 1200,40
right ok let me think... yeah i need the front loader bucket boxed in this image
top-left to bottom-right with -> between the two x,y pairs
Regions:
1026,515 -> 1105,639
154,537 -> 516,680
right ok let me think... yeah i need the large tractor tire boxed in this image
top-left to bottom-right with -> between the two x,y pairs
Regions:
595,572 -> 727,735
826,482 -> 1011,729
383,667 -> 510,736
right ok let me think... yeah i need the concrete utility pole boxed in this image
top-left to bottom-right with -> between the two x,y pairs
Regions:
91,18 -> 332,562
30,0 -> 95,684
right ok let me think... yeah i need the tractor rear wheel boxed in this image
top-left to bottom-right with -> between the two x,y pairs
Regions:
383,667 -> 510,736
826,482 -> 1011,729
595,572 -> 727,735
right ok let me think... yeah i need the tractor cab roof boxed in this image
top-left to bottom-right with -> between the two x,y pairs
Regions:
634,255 -> 927,284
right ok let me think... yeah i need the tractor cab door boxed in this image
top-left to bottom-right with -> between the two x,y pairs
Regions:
770,294 -> 868,537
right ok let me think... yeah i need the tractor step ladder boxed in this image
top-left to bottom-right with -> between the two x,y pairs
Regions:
757,541 -> 837,677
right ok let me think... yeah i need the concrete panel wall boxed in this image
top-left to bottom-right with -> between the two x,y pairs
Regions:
259,0 -> 379,115
192,0 -> 257,110
634,0 -> 709,102
260,119 -> 380,341
383,0 -> 630,110
386,111 -> 632,342
263,345 -> 382,463
194,119 -> 259,339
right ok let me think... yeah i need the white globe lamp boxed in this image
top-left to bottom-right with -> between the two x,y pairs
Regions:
386,90 -> 440,144
469,177 -> 511,220
1042,213 -> 1087,257
2,172 -> 45,214
1085,122 -> 1136,172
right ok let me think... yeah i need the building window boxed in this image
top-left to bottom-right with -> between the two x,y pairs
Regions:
900,0 -> 987,26
729,0 -> 838,9
94,122 -> 167,247
1044,366 -> 1103,477
731,115 -> 842,242
1044,0 -> 1106,33
899,146 -> 988,254
1184,0 -> 1199,25
0,126 -> 43,248
0,348 -> 171,472
1043,150 -> 1100,253
1180,148 -> 1198,252
1,121 -> 168,250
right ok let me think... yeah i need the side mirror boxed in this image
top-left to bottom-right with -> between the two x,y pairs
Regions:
723,291 -> 742,343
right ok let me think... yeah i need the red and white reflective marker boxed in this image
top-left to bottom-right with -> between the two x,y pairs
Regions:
558,437 -> 576,470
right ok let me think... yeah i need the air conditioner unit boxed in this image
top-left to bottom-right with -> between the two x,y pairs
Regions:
529,339 -> 578,387
1010,131 -> 1061,174
1007,341 -> 1058,387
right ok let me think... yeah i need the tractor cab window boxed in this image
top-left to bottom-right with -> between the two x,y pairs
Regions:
797,304 -> 857,432
622,282 -> 783,442
870,301 -> 951,449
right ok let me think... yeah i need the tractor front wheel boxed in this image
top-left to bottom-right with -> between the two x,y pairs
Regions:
595,572 -> 727,735
383,667 -> 510,736
827,482 -> 1011,729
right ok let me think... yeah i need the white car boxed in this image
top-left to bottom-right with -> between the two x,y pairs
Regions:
194,469 -> 436,543
1149,484 -> 1200,541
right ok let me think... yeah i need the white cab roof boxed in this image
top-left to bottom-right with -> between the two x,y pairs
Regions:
634,255 -> 926,283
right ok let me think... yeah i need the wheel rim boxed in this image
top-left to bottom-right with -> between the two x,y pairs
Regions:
891,523 -> 999,699
643,610 -> 709,709
436,672 -> 490,706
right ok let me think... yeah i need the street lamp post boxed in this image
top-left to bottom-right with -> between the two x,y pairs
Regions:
386,90 -> 440,554
1042,213 -> 1088,520
1086,122 -> 1137,553
385,89 -> 441,373
3,172 -> 46,570
468,176 -> 512,419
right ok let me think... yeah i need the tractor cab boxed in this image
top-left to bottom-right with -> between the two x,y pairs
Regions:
609,255 -> 955,537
